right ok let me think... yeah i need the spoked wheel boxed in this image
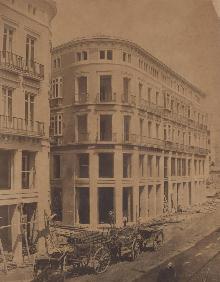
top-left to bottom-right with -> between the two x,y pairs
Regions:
93,247 -> 111,274
131,239 -> 140,261
153,232 -> 164,251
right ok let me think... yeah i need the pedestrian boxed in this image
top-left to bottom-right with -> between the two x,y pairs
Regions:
108,210 -> 115,228
157,262 -> 177,282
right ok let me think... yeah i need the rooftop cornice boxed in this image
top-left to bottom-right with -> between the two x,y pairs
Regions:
52,35 -> 206,98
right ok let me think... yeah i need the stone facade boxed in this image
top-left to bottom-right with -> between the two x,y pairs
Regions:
50,36 -> 210,228
0,0 -> 56,262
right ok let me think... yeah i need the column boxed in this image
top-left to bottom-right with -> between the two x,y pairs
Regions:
35,144 -> 50,254
12,205 -> 22,265
62,151 -> 75,225
89,150 -> 98,228
12,150 -> 22,263
114,147 -> 123,226
132,147 -> 139,223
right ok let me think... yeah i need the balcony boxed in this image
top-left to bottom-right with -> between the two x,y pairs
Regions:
96,92 -> 116,103
0,115 -> 45,137
121,94 -> 136,106
146,137 -> 164,148
0,51 -> 44,80
74,93 -> 89,104
97,132 -> 117,143
49,97 -> 63,108
123,133 -> 137,144
138,99 -> 162,115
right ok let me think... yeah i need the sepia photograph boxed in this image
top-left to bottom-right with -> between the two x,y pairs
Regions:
0,0 -> 220,281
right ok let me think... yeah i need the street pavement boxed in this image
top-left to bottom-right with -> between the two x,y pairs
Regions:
1,201 -> 220,282
135,227 -> 220,281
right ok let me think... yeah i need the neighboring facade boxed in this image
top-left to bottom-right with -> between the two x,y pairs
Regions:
0,0 -> 56,261
50,36 -> 210,228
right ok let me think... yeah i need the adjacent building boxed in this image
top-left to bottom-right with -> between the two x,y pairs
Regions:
50,36 -> 210,228
0,0 -> 56,261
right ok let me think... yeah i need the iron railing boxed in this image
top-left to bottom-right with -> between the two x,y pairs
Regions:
0,51 -> 44,79
0,115 -> 45,137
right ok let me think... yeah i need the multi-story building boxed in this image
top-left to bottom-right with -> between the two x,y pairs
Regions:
0,0 -> 56,262
50,36 -> 210,228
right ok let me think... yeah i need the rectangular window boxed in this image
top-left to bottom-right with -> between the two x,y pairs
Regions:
0,150 -> 11,189
124,115 -> 130,142
2,87 -> 13,118
107,50 -> 113,60
182,159 -> 186,176
177,159 -> 181,176
100,115 -> 112,141
156,92 -> 159,105
52,77 -> 63,98
123,52 -> 126,61
156,124 -> 160,139
26,36 -> 35,69
147,155 -> 153,177
99,153 -> 114,178
53,155 -> 61,179
100,50 -> 105,59
140,118 -> 144,138
139,155 -> 144,177
156,156 -> 160,177
100,75 -> 112,102
82,51 -> 87,60
22,151 -> 35,189
77,76 -> 87,96
77,114 -> 88,141
164,157 -> 168,178
78,154 -> 89,178
25,92 -> 34,125
188,159 -> 191,176
123,154 -> 132,178
148,88 -> 151,103
77,52 -> 81,61
148,121 -> 152,138
123,77 -> 130,102
171,158 -> 175,176
138,83 -> 143,101
3,25 -> 13,56
51,114 -> 63,136
194,160 -> 197,175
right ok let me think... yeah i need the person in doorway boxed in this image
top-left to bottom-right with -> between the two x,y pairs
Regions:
122,215 -> 128,227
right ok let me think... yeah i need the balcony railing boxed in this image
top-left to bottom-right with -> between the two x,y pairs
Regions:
123,133 -> 137,144
49,97 -> 63,108
0,115 -> 45,137
98,132 -> 117,142
74,93 -> 89,104
121,93 -> 136,106
0,51 -> 44,79
96,92 -> 116,103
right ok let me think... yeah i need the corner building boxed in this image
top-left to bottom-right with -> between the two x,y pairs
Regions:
0,0 -> 56,261
51,36 -> 210,228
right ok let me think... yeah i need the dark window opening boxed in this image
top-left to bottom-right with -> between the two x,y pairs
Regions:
99,153 -> 114,178
78,154 -> 89,178
53,155 -> 61,179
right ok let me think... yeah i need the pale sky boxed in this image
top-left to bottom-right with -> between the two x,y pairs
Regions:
212,0 -> 220,16
51,0 -> 220,111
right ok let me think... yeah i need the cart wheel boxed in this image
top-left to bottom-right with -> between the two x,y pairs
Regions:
153,232 -> 164,251
131,239 -> 140,261
93,247 -> 111,274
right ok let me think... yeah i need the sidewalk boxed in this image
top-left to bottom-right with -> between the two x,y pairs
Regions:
1,200 -> 220,282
